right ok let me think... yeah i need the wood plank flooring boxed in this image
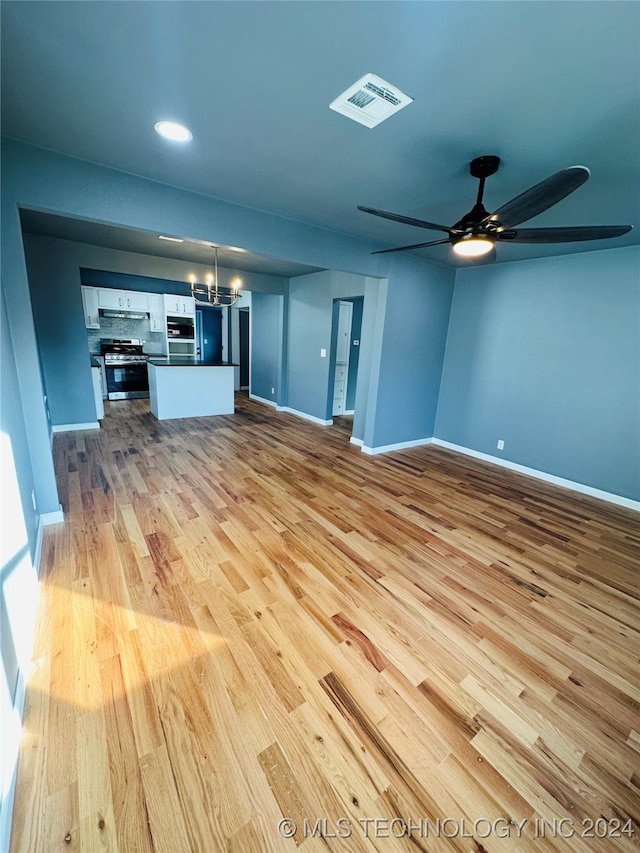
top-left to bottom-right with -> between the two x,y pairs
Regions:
10,393 -> 640,852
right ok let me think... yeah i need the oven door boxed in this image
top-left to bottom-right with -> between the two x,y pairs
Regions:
104,361 -> 149,399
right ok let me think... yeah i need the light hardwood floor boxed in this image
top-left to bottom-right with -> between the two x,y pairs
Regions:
10,394 -> 640,852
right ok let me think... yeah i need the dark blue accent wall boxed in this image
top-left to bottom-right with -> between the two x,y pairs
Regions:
80,268 -> 190,295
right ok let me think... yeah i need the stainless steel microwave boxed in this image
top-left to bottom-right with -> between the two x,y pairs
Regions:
166,318 -> 195,338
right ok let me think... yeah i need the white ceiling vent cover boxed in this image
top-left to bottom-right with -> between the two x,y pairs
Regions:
330,73 -> 413,128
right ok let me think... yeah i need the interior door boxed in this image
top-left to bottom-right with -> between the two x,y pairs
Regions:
196,307 -> 222,362
332,300 -> 353,416
239,309 -> 250,388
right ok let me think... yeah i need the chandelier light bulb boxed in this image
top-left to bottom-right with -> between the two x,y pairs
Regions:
188,248 -> 241,306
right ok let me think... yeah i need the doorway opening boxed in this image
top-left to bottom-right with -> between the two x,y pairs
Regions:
238,308 -> 250,389
330,296 -> 364,434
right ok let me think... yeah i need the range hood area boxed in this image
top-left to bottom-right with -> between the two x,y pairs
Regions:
99,308 -> 149,320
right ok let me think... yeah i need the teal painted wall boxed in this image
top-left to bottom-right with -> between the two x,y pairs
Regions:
251,292 -> 283,404
0,285 -> 39,553
435,247 -> 640,500
287,270 -> 369,421
367,255 -> 455,449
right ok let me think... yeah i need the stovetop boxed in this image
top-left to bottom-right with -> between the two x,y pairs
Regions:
100,338 -> 147,363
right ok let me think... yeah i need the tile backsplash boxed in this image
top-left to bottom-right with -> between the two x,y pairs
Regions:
87,316 -> 166,354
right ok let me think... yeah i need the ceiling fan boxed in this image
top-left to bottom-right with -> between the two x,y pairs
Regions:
358,155 -> 632,261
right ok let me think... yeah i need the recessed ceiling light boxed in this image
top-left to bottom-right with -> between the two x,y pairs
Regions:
154,121 -> 192,142
158,235 -> 184,243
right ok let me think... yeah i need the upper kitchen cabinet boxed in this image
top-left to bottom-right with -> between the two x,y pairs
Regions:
122,291 -> 149,312
97,288 -> 149,311
164,294 -> 195,316
147,293 -> 164,331
97,288 -> 125,310
82,286 -> 100,328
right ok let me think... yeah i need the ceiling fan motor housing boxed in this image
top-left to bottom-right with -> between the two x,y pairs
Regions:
470,155 -> 501,179
451,155 -> 503,233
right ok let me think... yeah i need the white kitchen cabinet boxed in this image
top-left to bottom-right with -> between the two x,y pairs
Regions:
91,367 -> 105,420
164,293 -> 195,316
122,291 -> 148,311
97,288 -> 149,311
82,286 -> 100,328
97,288 -> 126,310
147,293 -> 164,331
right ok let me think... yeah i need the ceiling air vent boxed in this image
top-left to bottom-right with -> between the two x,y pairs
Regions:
329,73 -> 413,128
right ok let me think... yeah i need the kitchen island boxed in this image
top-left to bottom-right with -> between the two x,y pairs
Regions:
147,357 -> 237,420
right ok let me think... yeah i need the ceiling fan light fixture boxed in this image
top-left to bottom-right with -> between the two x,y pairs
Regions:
453,235 -> 495,258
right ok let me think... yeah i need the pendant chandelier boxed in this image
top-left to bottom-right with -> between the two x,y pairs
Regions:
189,246 -> 242,306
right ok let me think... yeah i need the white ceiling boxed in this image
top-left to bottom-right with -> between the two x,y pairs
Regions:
2,1 -> 639,270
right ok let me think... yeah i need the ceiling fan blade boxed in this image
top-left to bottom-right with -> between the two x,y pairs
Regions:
487,166 -> 590,230
372,238 -> 451,255
498,224 -> 632,243
358,206 -> 451,234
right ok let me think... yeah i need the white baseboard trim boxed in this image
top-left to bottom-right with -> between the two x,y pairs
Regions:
249,393 -> 277,409
276,406 -> 333,426
42,508 -> 65,526
51,422 -> 100,433
343,409 -> 355,416
350,436 -> 364,447
33,515 -> 45,575
362,436 -> 434,456
432,438 -> 640,511
32,506 -> 64,581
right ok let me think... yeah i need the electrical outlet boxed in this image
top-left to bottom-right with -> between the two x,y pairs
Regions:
320,348 -> 327,358
497,439 -> 505,450
271,387 -> 275,395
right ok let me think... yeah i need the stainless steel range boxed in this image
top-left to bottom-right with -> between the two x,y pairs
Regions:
100,338 -> 149,400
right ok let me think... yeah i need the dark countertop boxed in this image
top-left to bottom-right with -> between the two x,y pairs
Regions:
90,356 -> 102,367
147,357 -> 238,367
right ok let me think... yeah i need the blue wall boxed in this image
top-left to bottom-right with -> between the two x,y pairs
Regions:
0,286 -> 40,555
287,270 -> 369,421
80,268 -> 190,294
435,246 -> 640,500
367,254 -> 455,449
0,283 -> 42,846
250,292 -> 283,404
